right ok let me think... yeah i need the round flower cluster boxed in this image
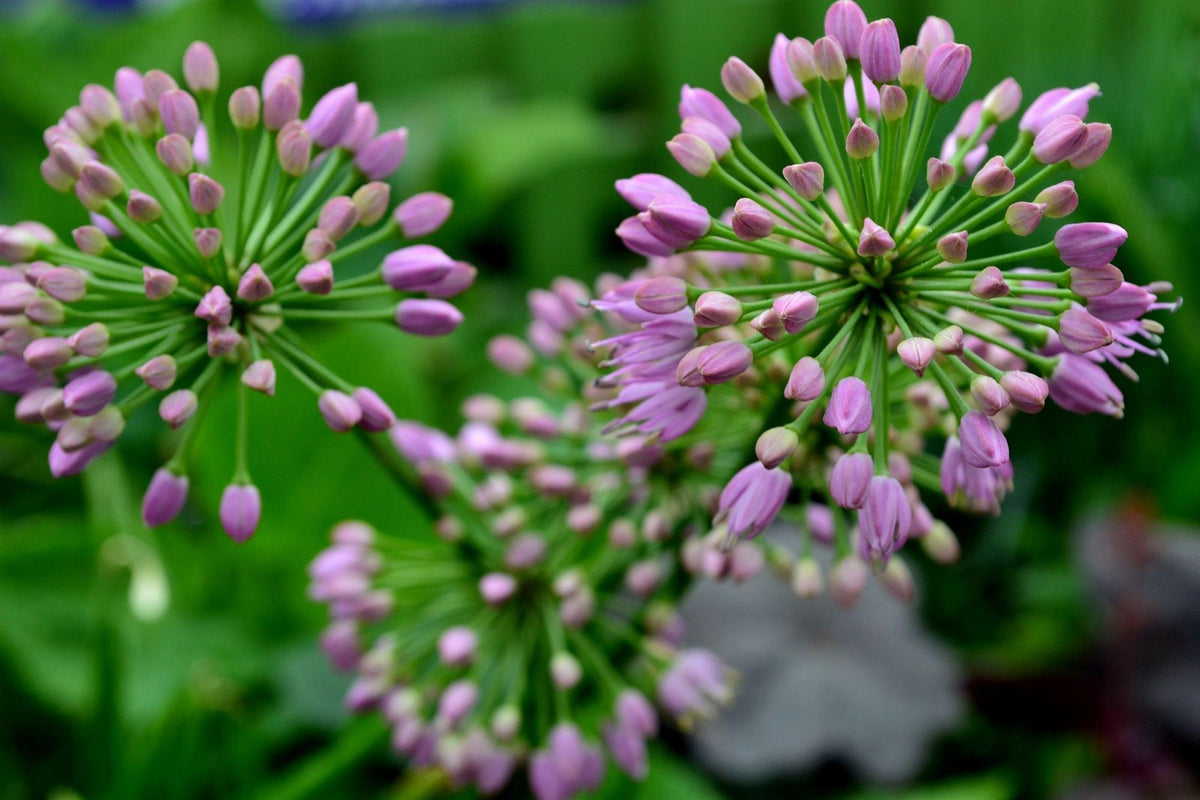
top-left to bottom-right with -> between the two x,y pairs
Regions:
0,43 -> 473,541
606,1 -> 1175,587
309,276 -> 741,799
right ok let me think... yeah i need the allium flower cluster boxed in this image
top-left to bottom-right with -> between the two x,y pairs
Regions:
0,44 -> 472,541
607,1 -> 1176,597
311,276 -> 737,798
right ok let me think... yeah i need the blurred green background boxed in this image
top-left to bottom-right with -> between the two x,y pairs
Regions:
1,0 -> 1198,797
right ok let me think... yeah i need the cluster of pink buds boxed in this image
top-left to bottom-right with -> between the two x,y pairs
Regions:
0,43 -> 472,541
601,0 -> 1175,601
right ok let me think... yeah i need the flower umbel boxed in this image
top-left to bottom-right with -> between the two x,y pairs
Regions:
607,2 -> 1175,585
1,44 -> 472,541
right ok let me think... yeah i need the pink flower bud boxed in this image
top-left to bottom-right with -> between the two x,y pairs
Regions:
479,572 -> 517,606
615,173 -> 689,212
936,230 -> 968,263
729,197 -> 774,241
824,0 -> 868,59
228,86 -> 261,129
971,155 -> 1015,196
1068,122 -> 1111,169
860,18 -> 901,82
1005,201 -> 1045,236
845,117 -> 879,159
195,285 -> 233,325
317,196 -> 359,241
263,79 -> 301,131
37,267 -> 86,303
155,133 -> 194,175
971,266 -> 1010,299
24,337 -> 72,370
982,77 -> 1022,123
71,225 -> 108,255
127,190 -> 163,223
142,467 -> 189,527
1054,222 -> 1127,269
340,102 -> 379,153
720,56 -> 764,104
678,84 -> 740,138
382,244 -> 454,291
241,359 -> 276,395
438,627 -> 478,667
616,216 -> 675,258
135,354 -> 177,390
756,426 -> 799,469
813,36 -> 848,82
143,266 -> 178,300
63,370 -> 116,416
924,43 -> 971,103
693,291 -> 742,327
67,323 -> 110,358
857,217 -> 894,256
773,291 -> 819,333
394,191 -> 453,238
1019,83 -> 1100,134
395,299 -> 463,337
830,555 -> 868,607
1058,305 -> 1114,353
318,390 -> 362,433
666,132 -> 718,177
354,128 -> 408,180
824,376 -> 872,434
785,356 -> 825,401
236,263 -> 273,301
219,483 -> 261,543
770,33 -> 808,103
1036,181 -> 1079,218
970,375 -> 1010,415
783,161 -> 824,200
1069,264 -> 1123,298
302,229 -> 335,262
698,341 -> 753,385
159,89 -> 199,140
206,324 -> 240,357
633,276 -> 689,315
187,172 -> 224,214
880,84 -> 908,121
276,124 -> 313,176
899,45 -> 927,87
353,387 -> 395,432
1001,371 -> 1049,414
927,157 -> 955,191
1032,114 -> 1089,164
193,227 -> 222,259
786,37 -> 819,84
830,451 -> 873,509
897,336 -> 935,376
159,389 -> 198,429
643,195 -> 711,247
182,41 -> 219,94
306,83 -> 358,148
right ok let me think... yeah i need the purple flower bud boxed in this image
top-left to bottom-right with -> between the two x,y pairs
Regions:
25,296 -> 65,326
924,43 -> 971,103
845,117 -> 879,159
1089,281 -> 1159,325
302,229 -> 335,263
718,462 -> 791,541
195,285 -> 233,325
114,67 -> 146,122
263,78 -> 301,131
236,263 -> 273,301
395,299 -> 463,337
353,128 -> 407,180
895,45 -> 926,88
830,451 -> 873,508
306,83 -> 358,148
880,84 -> 908,121
957,410 -> 1009,468
750,308 -> 785,340
1036,181 -> 1079,219
785,356 -> 826,401
1058,305 -> 1114,353
206,323 -> 240,357
80,84 -> 120,128
276,123 -> 313,176
70,225 -> 107,255
934,230 -> 968,264
643,195 -> 712,247
318,390 -> 362,433
917,16 -> 954,56
720,56 -> 765,104
228,86 -> 260,129
438,626 -> 477,667
155,133 -> 194,176
479,572 -> 517,606
66,323 -> 109,358
823,376 -> 872,434
142,266 -> 177,300
824,0 -> 868,59
693,291 -> 742,327
159,89 -> 200,140
897,336 -> 935,376
698,340 -> 753,385
983,77 -> 1022,122
49,440 -> 112,478
263,54 -> 303,98
135,354 -> 177,390
1005,201 -> 1045,236
678,348 -> 708,387
182,42 -> 219,94
24,337 -> 72,370
857,217 -> 895,256
666,132 -> 718,177
187,172 -> 224,215
193,227 -> 222,259
678,84 -> 740,138
773,291 -> 819,334
971,155 -> 1015,196
126,190 -> 163,224
770,33 -> 808,103
633,276 -> 689,315
813,36 -> 848,81
615,216 -> 676,258
1019,83 -> 1101,134
241,359 -> 276,396
142,468 -> 189,527
786,37 -> 819,84
731,197 -> 774,241
858,476 -> 912,561
63,106 -> 99,143
1055,222 -> 1127,269
159,389 -> 198,429
292,259 -> 333,295
783,162 -> 824,200
78,162 -> 124,206
1032,114 -> 1090,164
1070,264 -> 1123,298
971,375 -> 1010,415
1001,370 -> 1048,413
64,370 -> 116,416
756,426 -> 799,469
971,266 -> 1010,299
1048,353 -> 1123,416
382,244 -> 454,291
40,157 -> 75,192
340,102 -> 378,153
219,483 -> 261,543
860,18 -> 901,82
393,191 -> 453,238
320,621 -> 360,672
615,173 -> 689,212
927,157 -> 955,192
1069,122 -> 1112,169
317,196 -> 359,241
36,267 -> 87,303
352,387 -> 395,432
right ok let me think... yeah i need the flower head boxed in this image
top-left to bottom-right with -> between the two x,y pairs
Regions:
1,45 -> 472,541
